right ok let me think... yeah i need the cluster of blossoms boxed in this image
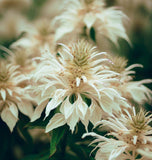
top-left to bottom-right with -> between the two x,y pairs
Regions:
83,108 -> 152,159
0,0 -> 152,159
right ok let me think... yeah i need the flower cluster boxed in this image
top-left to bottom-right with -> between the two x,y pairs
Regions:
0,0 -> 152,159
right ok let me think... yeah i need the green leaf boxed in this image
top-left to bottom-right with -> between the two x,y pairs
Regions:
49,126 -> 66,158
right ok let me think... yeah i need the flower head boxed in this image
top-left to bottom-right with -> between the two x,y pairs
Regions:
54,0 -> 129,45
31,41 -> 129,133
0,60 -> 33,131
12,18 -> 56,54
83,107 -> 152,160
107,55 -> 152,104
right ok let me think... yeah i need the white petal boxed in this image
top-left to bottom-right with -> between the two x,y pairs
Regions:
67,108 -> 79,133
99,93 -> 113,114
84,13 -> 96,28
1,89 -> 6,101
81,75 -> 87,83
133,135 -> 138,145
45,98 -> 62,118
109,146 -> 127,160
55,24 -> 75,41
89,101 -> 102,125
45,89 -> 66,118
76,95 -> 88,120
60,96 -> 74,119
137,149 -> 152,158
45,113 -> 66,133
6,88 -> 13,96
9,102 -> 18,118
76,77 -> 80,87
1,107 -> 18,132
31,99 -> 49,122
17,101 -> 34,118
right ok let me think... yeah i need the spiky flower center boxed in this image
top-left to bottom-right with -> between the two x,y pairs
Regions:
129,109 -> 151,133
71,41 -> 93,67
65,41 -> 95,90
109,56 -> 128,73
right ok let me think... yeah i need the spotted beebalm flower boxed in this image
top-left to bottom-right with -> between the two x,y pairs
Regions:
0,11 -> 29,42
0,60 -> 33,132
12,18 -> 56,54
54,0 -> 129,45
107,55 -> 152,104
31,40 -> 129,133
83,107 -> 152,160
0,45 -> 37,76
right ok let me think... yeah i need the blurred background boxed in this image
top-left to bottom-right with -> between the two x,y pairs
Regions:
0,0 -> 152,159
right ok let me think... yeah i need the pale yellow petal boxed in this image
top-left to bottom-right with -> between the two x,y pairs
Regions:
76,96 -> 88,120
45,89 -> 67,118
60,96 -> 74,120
9,102 -> 18,118
84,13 -> 96,28
1,88 -> 6,101
45,113 -> 66,133
1,107 -> 18,132
31,99 -> 49,122
67,108 -> 79,133
17,101 -> 34,118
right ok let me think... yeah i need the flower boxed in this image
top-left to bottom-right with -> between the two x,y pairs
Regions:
83,107 -> 152,160
11,18 -> 56,53
107,55 -> 152,104
31,40 -> 129,133
0,11 -> 29,43
54,0 -> 129,45
0,60 -> 33,132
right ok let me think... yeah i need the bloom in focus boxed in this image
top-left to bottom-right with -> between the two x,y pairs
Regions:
31,40 -> 129,133
83,107 -> 152,160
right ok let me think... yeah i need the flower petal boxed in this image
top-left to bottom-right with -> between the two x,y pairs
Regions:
45,89 -> 67,118
31,99 -> 49,122
45,113 -> 66,133
1,89 -> 6,101
9,102 -> 18,118
17,100 -> 34,118
67,108 -> 79,133
1,107 -> 18,132
84,13 -> 96,29
60,96 -> 74,120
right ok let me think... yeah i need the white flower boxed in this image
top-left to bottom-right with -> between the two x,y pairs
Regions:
54,0 -> 129,45
0,11 -> 29,42
83,107 -> 152,160
108,55 -> 152,104
11,18 -> 56,54
0,60 -> 33,132
31,41 -> 129,133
